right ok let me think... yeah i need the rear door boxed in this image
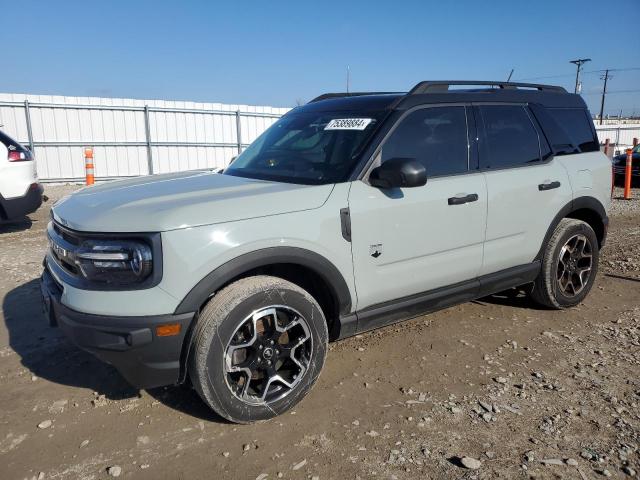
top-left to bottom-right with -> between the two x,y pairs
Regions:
476,104 -> 572,275
348,105 -> 487,310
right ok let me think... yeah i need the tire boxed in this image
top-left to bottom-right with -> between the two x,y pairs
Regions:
531,218 -> 599,309
188,275 -> 328,423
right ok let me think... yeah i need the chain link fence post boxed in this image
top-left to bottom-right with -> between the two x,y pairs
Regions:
144,105 -> 154,175
24,100 -> 35,154
235,110 -> 242,156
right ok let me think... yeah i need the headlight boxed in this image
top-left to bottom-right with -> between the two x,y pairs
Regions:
47,221 -> 162,290
76,239 -> 153,285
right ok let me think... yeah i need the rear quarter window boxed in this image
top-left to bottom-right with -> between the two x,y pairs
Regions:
547,108 -> 599,153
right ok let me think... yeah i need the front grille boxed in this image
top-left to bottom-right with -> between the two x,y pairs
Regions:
52,222 -> 81,246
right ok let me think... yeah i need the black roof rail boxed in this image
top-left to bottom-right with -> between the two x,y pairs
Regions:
408,80 -> 567,94
309,92 -> 402,103
307,81 -> 568,107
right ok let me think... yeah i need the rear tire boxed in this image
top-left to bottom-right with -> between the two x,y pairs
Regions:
188,275 -> 328,423
531,218 -> 599,309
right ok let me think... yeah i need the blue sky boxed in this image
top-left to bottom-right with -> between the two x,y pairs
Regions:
2,0 -> 639,115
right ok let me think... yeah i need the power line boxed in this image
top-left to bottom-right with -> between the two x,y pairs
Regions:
515,73 -> 575,81
581,89 -> 640,95
515,66 -> 640,82
585,67 -> 640,73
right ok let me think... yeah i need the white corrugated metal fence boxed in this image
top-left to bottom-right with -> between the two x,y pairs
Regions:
0,93 -> 289,182
594,123 -> 640,154
1,92 -> 638,182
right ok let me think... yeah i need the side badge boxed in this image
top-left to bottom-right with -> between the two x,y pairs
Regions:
369,244 -> 382,259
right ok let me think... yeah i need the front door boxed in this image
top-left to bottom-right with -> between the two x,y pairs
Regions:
348,105 -> 487,311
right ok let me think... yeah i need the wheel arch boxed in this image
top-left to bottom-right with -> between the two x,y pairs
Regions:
175,247 -> 353,383
535,196 -> 608,262
175,246 -> 352,315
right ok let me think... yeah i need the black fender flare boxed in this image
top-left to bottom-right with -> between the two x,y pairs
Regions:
174,246 -> 353,315
535,196 -> 608,261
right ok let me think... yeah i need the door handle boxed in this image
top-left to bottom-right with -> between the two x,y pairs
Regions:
447,193 -> 479,205
538,181 -> 561,191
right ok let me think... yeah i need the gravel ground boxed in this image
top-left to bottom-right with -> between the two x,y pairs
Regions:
610,187 -> 640,217
0,184 -> 638,480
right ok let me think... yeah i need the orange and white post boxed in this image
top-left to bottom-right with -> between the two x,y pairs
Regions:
624,148 -> 633,200
84,147 -> 95,186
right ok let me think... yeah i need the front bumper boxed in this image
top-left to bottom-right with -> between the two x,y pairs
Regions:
41,268 -> 194,389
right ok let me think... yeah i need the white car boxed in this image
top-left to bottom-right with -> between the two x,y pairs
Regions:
0,130 -> 43,221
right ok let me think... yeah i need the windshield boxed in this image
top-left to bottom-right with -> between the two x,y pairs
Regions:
634,144 -> 640,154
224,110 -> 385,184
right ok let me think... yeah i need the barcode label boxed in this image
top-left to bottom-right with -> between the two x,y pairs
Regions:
324,118 -> 373,130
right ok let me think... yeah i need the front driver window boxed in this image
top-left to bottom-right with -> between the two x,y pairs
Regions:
381,106 -> 469,177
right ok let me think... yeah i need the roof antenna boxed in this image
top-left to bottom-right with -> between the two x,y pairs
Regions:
346,66 -> 350,93
507,69 -> 514,82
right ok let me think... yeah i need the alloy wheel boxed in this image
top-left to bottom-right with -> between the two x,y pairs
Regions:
223,306 -> 312,405
556,234 -> 593,297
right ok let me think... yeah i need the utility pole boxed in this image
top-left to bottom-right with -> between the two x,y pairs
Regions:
570,58 -> 591,94
599,69 -> 611,125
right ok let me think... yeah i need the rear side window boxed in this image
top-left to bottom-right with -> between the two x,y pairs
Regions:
478,105 -> 542,169
548,108 -> 599,153
381,106 -> 469,177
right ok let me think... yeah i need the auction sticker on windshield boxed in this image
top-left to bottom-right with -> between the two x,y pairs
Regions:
324,118 -> 373,130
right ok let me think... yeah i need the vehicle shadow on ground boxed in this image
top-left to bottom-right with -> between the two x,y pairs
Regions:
3,278 -> 229,422
0,216 -> 33,234
475,288 -> 542,310
3,279 -> 138,400
605,273 -> 640,283
146,385 -> 229,423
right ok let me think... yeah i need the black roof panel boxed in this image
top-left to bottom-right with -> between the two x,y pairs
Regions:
303,80 -> 587,113
300,93 -> 403,113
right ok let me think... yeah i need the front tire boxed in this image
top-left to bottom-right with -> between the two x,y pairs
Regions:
188,275 -> 328,423
531,218 -> 599,309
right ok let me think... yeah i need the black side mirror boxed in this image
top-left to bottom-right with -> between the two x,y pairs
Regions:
369,158 -> 427,189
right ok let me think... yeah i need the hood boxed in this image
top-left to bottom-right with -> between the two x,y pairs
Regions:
52,171 -> 334,232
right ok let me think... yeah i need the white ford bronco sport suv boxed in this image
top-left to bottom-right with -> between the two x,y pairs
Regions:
41,81 -> 610,423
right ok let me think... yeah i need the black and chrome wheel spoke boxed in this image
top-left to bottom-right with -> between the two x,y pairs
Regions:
556,234 -> 593,297
223,305 -> 313,406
